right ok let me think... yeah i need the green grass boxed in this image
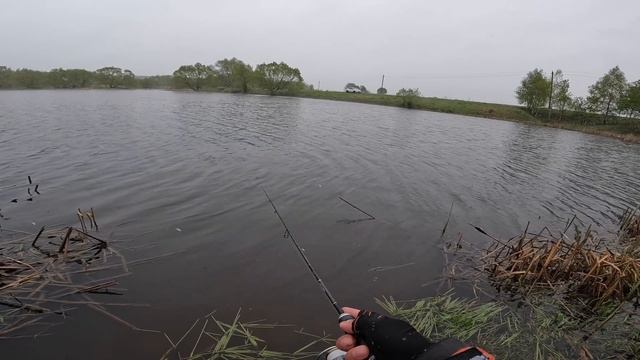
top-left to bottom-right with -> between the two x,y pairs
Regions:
295,90 -> 640,142
377,293 -> 639,360
161,310 -> 329,360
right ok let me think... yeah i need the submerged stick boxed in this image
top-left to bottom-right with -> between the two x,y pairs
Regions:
31,226 -> 45,248
91,208 -> 98,231
58,227 -> 73,254
441,202 -> 454,239
338,196 -> 375,220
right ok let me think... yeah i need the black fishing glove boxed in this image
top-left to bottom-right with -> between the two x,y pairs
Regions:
352,310 -> 432,360
351,310 -> 492,360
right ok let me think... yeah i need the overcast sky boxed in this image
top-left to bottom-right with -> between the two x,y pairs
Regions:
2,0 -> 639,104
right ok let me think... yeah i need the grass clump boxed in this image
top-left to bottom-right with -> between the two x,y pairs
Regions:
378,293 -> 639,360
162,310 -> 329,360
376,293 -> 504,343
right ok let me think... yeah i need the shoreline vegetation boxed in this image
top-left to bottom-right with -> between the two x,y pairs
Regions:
1,62 -> 639,143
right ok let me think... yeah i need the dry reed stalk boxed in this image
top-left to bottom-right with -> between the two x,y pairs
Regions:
483,226 -> 640,303
0,223 -> 134,338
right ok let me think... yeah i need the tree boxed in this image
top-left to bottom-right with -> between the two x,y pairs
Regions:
515,69 -> 550,115
122,69 -> 136,88
551,70 -> 572,120
67,69 -> 93,88
396,88 -> 421,108
95,67 -> 122,88
359,85 -> 369,94
586,66 -> 628,123
0,66 -> 13,88
48,68 -> 93,88
213,58 -> 254,93
254,62 -> 303,95
172,63 -> 214,91
12,69 -> 47,89
571,97 -> 588,112
377,87 -> 387,95
95,67 -> 135,88
618,80 -> 640,118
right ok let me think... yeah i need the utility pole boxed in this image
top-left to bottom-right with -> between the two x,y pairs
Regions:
548,70 -> 554,121
380,74 -> 385,89
317,81 -> 320,91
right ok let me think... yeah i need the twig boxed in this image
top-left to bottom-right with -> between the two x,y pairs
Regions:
338,196 -> 375,220
58,227 -> 73,254
31,226 -> 45,248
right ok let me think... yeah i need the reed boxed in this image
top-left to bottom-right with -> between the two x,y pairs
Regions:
619,208 -> 640,247
0,223 -> 134,338
482,223 -> 640,304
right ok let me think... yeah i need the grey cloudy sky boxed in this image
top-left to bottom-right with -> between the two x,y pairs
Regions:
2,0 -> 639,104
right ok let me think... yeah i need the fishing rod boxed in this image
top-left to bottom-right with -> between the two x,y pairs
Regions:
263,189 -> 354,324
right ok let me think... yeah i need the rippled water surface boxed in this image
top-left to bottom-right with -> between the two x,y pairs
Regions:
1,90 -> 639,359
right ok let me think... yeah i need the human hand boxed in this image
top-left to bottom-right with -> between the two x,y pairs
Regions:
336,307 -> 370,360
335,307 -> 432,360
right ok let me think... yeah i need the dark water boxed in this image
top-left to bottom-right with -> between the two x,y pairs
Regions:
1,90 -> 639,359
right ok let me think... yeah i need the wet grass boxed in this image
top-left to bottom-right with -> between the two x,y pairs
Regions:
379,293 -> 639,360
296,90 -> 640,143
161,310 -> 329,360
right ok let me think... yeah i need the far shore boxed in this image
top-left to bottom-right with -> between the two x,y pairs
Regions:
4,87 -> 639,143
293,90 -> 640,144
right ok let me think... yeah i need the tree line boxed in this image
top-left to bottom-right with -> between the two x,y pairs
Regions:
516,66 -> 640,122
0,66 -> 175,89
0,58 -> 308,95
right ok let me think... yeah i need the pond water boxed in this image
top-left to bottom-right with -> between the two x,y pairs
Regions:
1,90 -> 639,359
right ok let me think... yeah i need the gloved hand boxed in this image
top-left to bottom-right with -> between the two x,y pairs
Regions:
336,307 -> 433,360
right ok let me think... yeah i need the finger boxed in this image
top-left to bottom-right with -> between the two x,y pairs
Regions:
339,318 -> 354,334
336,334 -> 357,351
346,345 -> 369,360
339,307 -> 360,334
341,307 -> 360,317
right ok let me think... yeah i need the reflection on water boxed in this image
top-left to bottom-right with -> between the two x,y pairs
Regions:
0,90 -> 639,359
